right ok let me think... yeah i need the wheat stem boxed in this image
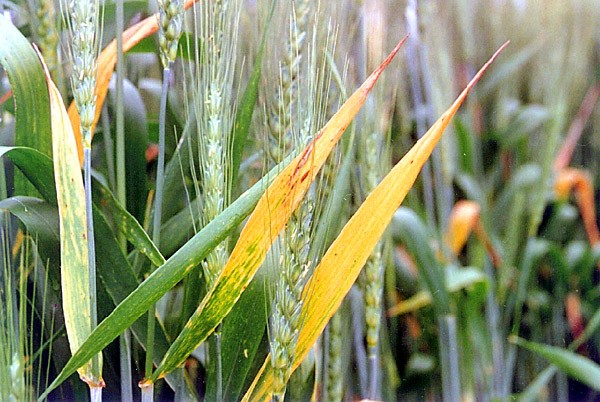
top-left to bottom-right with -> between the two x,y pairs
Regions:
142,2 -> 184,398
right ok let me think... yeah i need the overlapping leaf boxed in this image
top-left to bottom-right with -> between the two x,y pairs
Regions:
147,36 -> 410,383
0,15 -> 52,195
38,154 -> 292,399
244,41 -> 509,401
511,337 -> 600,392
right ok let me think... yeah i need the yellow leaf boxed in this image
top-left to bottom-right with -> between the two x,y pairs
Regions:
39,49 -> 103,387
444,200 -> 502,267
148,36 -> 409,382
243,41 -> 509,401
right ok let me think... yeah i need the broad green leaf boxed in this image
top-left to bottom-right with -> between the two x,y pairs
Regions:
0,196 -> 60,271
0,15 -> 52,196
0,146 -> 56,203
387,266 -> 487,317
92,205 -> 197,400
68,0 -> 201,164
148,36 -> 409,383
510,337 -> 600,392
42,52 -> 101,385
244,41 -> 509,401
38,155 -> 290,399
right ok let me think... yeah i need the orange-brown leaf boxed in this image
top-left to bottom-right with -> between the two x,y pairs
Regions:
555,168 -> 600,246
445,200 -> 481,256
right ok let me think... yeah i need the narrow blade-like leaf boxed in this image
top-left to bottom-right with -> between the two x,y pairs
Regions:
41,52 -> 101,385
0,15 -> 52,195
244,41 -> 509,401
38,154 -> 291,399
511,337 -> 600,391
148,36 -> 409,382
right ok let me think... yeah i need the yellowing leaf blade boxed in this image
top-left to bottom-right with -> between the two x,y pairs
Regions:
244,41 -> 509,401
40,52 -> 102,385
148,36 -> 409,383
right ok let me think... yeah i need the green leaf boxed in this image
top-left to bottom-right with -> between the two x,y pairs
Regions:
92,177 -> 164,268
510,337 -> 600,392
0,146 -> 56,203
92,205 -> 197,400
0,15 -> 52,196
38,156 -> 288,399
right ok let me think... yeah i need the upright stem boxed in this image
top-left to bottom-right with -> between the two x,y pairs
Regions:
115,0 -> 132,399
484,259 -> 504,399
83,147 -> 99,377
405,0 -> 436,229
214,331 -> 223,402
152,66 -> 170,272
143,65 -> 171,402
438,314 -> 461,402
366,343 -> 380,400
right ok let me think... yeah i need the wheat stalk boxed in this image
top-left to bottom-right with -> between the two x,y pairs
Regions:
184,0 -> 240,289
62,0 -> 101,147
